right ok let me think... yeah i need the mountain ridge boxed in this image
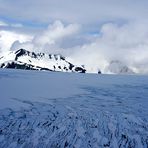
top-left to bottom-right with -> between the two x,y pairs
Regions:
0,49 -> 135,74
0,49 -> 86,73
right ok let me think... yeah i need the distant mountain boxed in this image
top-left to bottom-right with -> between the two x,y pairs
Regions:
0,49 -> 135,74
106,60 -> 134,74
0,49 -> 86,73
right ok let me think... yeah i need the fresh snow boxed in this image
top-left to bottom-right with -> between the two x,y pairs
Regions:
0,49 -> 86,73
0,69 -> 148,147
0,49 -> 135,74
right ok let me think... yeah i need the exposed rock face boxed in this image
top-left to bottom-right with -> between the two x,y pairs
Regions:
0,49 -> 86,73
0,49 -> 136,74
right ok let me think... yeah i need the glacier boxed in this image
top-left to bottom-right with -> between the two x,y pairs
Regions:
0,69 -> 148,148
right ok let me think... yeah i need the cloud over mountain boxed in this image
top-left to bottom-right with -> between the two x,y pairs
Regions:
1,20 -> 148,74
67,21 -> 148,73
1,0 -> 148,73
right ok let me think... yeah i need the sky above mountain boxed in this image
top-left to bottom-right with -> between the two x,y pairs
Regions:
1,0 -> 148,73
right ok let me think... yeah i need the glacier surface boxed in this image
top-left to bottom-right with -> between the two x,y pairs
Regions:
0,69 -> 148,147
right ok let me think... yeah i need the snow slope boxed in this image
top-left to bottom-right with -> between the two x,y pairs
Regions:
0,49 -> 86,73
0,49 -> 136,74
0,69 -> 148,147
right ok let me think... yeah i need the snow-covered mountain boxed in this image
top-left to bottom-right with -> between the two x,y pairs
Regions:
0,49 -> 86,73
0,49 -> 135,74
105,60 -> 134,74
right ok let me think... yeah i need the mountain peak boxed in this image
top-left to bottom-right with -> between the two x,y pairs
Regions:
0,49 -> 86,73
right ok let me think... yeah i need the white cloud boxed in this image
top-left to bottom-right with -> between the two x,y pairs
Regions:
0,0 -> 148,31
1,20 -> 148,74
11,21 -> 80,53
67,21 -> 148,73
0,30 -> 32,53
0,21 -> 8,27
11,23 -> 23,28
33,21 -> 80,47
0,20 -> 23,28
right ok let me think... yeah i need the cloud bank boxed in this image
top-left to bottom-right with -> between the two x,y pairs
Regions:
68,21 -> 148,73
0,30 -> 32,53
10,21 -> 80,53
1,0 -> 148,33
1,20 -> 148,74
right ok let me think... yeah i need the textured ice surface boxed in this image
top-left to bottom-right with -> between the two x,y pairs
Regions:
0,69 -> 148,147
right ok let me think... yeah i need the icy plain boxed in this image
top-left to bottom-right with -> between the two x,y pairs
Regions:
0,69 -> 148,148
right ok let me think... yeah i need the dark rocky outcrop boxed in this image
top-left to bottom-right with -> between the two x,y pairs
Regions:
0,49 -> 86,73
